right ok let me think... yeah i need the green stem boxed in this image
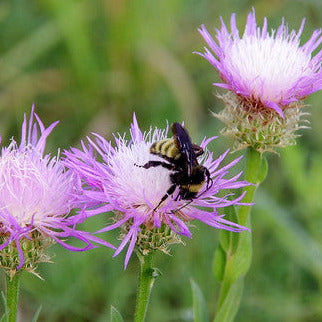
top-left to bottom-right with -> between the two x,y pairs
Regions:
239,147 -> 264,226
134,252 -> 157,322
214,147 -> 267,321
6,273 -> 20,322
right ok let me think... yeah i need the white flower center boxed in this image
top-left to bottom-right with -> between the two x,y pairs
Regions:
0,148 -> 73,227
107,141 -> 173,211
225,36 -> 313,101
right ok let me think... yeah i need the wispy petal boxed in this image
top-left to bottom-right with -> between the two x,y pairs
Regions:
65,117 -> 250,268
197,8 -> 322,116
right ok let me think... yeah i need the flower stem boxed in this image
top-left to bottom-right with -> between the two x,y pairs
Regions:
6,273 -> 20,322
214,147 -> 267,321
134,252 -> 157,322
239,147 -> 265,226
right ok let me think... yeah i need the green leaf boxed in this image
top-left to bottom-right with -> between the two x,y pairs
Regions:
214,278 -> 244,322
219,205 -> 239,253
0,291 -> 8,322
214,230 -> 251,288
224,231 -> 252,285
213,244 -> 226,282
110,306 -> 124,322
190,279 -> 209,322
214,205 -> 241,282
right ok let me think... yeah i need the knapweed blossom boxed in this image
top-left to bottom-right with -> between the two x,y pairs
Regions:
197,9 -> 321,152
0,106 -> 114,276
64,115 -> 250,268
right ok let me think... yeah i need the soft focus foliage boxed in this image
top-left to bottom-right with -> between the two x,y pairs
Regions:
0,1 -> 321,321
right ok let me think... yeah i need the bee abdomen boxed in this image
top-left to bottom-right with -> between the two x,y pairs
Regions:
181,182 -> 205,193
150,139 -> 181,160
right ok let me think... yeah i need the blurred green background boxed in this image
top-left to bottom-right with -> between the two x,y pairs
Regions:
0,0 -> 321,321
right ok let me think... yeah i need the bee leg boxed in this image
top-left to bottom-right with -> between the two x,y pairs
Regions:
154,184 -> 177,211
171,200 -> 193,213
135,160 -> 174,170
205,168 -> 213,190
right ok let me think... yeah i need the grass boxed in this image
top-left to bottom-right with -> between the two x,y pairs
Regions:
0,0 -> 321,321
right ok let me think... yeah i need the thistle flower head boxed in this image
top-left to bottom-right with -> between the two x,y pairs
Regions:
197,9 -> 321,152
0,106 -> 113,276
198,8 -> 321,116
64,115 -> 250,268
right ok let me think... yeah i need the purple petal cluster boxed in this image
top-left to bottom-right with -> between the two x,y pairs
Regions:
65,115 -> 250,267
0,106 -> 114,269
197,8 -> 322,117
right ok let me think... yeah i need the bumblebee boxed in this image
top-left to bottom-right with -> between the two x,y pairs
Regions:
138,122 -> 212,210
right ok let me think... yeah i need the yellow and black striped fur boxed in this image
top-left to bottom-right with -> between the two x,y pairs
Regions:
137,122 -> 212,210
150,138 -> 181,162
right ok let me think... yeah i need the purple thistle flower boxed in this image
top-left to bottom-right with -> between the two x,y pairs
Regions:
197,8 -> 322,117
64,115 -> 250,268
0,106 -> 114,272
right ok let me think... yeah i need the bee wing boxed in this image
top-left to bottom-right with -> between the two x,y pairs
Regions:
192,144 -> 204,158
172,122 -> 196,175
